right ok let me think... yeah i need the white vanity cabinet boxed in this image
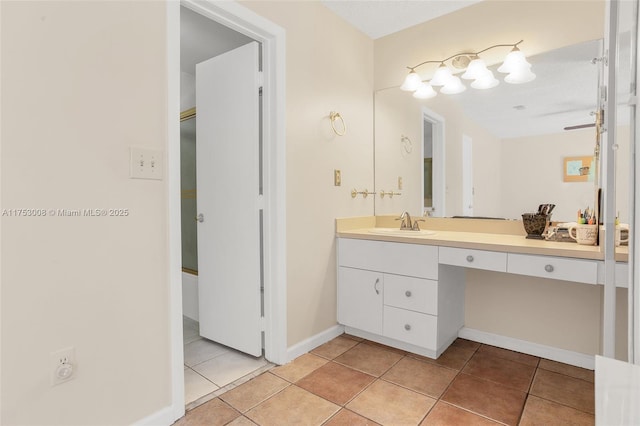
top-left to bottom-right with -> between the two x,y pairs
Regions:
508,253 -> 599,284
337,267 -> 383,335
337,238 -> 464,358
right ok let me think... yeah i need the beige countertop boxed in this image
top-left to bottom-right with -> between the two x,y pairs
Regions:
336,216 -> 628,262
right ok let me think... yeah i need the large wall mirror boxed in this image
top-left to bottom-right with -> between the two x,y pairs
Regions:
372,1 -> 631,225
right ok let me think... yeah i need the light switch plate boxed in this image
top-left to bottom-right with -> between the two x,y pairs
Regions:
130,147 -> 163,180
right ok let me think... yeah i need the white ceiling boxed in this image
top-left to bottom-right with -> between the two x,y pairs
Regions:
321,0 -> 482,39
454,39 -> 601,139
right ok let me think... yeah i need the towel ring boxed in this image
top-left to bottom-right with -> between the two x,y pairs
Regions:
329,111 -> 347,136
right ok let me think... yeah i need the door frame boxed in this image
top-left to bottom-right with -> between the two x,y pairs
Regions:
422,107 -> 445,217
166,0 -> 287,420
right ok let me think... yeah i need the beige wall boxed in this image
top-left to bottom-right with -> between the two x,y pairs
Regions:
242,1 -> 374,346
1,1 -> 170,425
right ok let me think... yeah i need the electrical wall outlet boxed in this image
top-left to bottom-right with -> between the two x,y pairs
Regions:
334,169 -> 342,186
51,347 -> 76,386
130,147 -> 163,180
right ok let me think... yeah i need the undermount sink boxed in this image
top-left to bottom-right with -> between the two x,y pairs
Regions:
367,227 -> 436,236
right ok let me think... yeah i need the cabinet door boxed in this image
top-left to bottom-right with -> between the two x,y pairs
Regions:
338,267 -> 383,335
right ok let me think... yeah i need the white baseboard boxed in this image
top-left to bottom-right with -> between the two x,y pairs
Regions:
182,272 -> 199,322
133,405 -> 183,426
459,327 -> 596,370
285,324 -> 345,363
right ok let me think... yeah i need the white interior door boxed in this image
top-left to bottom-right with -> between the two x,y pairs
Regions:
196,41 -> 262,357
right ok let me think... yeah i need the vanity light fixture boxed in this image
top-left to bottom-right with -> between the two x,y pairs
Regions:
401,40 -> 535,98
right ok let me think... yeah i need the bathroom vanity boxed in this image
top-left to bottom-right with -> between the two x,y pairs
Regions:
336,216 -> 629,368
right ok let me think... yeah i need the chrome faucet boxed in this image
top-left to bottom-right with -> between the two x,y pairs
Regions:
396,211 -> 425,231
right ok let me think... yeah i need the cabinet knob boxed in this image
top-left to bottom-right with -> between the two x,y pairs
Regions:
544,264 -> 554,273
466,255 -> 474,262
404,324 -> 411,331
405,290 -> 412,297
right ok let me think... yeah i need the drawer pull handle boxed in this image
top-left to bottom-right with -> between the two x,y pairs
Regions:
374,278 -> 380,295
466,255 -> 474,262
544,264 -> 554,273
405,290 -> 412,297
404,324 -> 411,331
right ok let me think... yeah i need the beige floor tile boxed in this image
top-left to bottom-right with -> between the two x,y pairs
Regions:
226,416 -> 258,425
441,373 -> 527,426
410,343 -> 477,371
296,361 -> 375,405
270,352 -> 328,382
174,398 -> 240,426
530,369 -> 595,414
477,345 -> 540,367
420,401 -> 501,425
382,356 -> 457,398
520,395 -> 594,425
451,338 -> 481,351
192,350 -> 268,387
538,359 -> 595,383
184,368 -> 219,405
362,340 -> 407,356
220,372 -> 289,413
324,409 -> 381,425
245,385 -> 339,426
311,335 -> 360,359
184,339 -> 229,367
347,380 -> 436,425
462,351 -> 536,392
334,342 -> 403,377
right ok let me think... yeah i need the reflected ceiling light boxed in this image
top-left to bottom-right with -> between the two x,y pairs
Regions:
440,76 -> 466,94
471,70 -> 500,89
401,40 -> 535,99
413,82 -> 437,99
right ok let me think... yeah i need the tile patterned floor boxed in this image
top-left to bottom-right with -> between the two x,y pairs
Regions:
174,334 -> 595,425
183,317 -> 274,408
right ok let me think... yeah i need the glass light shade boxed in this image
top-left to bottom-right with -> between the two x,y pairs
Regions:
440,76 -> 466,94
430,64 -> 453,86
400,70 -> 422,91
412,82 -> 437,99
461,57 -> 490,80
497,48 -> 532,74
471,70 -> 499,89
504,68 -> 536,84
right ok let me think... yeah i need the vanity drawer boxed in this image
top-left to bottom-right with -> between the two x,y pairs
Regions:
383,306 -> 437,349
439,247 -> 507,272
507,253 -> 598,284
338,238 -> 438,279
384,274 -> 438,315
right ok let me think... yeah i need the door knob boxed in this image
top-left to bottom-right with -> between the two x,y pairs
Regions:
195,213 -> 204,223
